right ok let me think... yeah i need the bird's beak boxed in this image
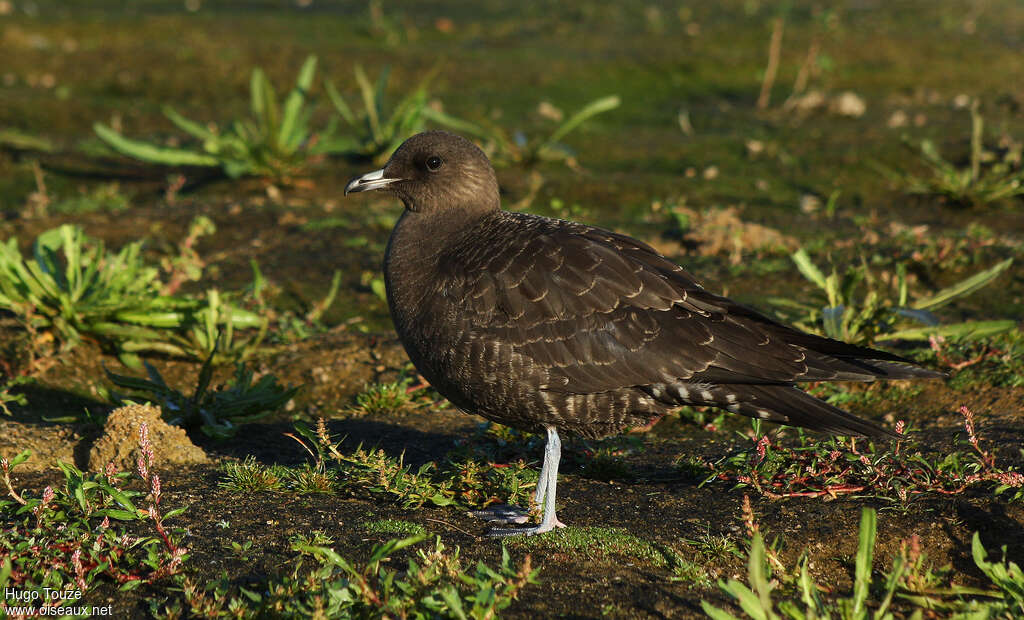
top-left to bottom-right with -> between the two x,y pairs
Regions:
344,168 -> 401,195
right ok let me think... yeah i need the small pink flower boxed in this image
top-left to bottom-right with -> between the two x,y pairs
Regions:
996,471 -> 1024,487
756,436 -> 770,460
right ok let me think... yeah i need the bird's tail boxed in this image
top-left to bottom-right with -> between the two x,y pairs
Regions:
654,382 -> 901,439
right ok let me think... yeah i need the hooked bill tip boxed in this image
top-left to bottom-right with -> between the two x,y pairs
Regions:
345,168 -> 400,195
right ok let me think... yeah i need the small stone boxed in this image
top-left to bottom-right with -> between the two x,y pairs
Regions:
87,403 -> 208,472
831,91 -> 866,117
887,110 -> 908,128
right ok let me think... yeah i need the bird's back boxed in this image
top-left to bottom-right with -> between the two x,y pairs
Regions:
385,208 -> 941,439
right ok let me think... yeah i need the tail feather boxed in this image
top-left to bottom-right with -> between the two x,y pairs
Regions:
651,382 -> 901,439
733,384 -> 900,439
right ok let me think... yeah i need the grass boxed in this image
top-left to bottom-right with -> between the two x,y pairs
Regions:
507,526 -> 669,566
363,518 -> 427,535
702,504 -> 1024,618
217,418 -> 539,511
0,425 -> 539,619
352,379 -> 412,416
154,536 -> 537,618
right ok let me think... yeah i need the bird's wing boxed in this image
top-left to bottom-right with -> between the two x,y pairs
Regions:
439,219 -> 927,394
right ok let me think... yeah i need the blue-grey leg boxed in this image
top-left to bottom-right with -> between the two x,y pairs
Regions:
487,426 -> 565,537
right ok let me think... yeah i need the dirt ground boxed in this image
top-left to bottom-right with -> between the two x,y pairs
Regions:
2,1 -> 1023,618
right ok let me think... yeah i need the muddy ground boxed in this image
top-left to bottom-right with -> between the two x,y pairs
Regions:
1,1 -> 1023,618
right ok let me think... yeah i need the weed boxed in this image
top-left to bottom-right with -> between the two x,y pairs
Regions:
0,224 -> 265,366
49,183 -> 131,216
352,379 -> 412,416
226,539 -> 254,562
95,56 -> 330,181
0,376 -> 29,416
705,405 -> 1023,504
507,526 -> 669,567
775,248 -> 1014,343
923,330 -> 1024,389
106,350 -> 299,438
286,462 -> 337,494
288,529 -> 334,548
0,424 -> 187,615
279,419 -> 538,510
879,101 -> 1024,207
362,518 -> 426,536
701,505 -> 1024,618
218,456 -> 284,492
181,535 -> 537,618
685,529 -> 743,562
324,64 -> 462,165
428,95 -> 621,168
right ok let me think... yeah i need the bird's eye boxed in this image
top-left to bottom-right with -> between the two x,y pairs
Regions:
425,155 -> 443,172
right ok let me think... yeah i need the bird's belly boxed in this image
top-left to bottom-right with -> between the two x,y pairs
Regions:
395,320 -> 663,438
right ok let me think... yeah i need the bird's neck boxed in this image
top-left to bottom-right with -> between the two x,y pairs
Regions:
383,207 -> 495,320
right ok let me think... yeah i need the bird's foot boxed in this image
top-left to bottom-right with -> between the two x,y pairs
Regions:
486,519 -> 566,538
470,503 -> 532,525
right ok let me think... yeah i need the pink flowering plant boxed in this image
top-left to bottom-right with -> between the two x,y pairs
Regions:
705,404 -> 1023,503
0,422 -> 188,614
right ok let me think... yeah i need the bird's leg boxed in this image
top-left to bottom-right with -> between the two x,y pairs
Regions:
532,436 -> 551,511
488,426 -> 566,537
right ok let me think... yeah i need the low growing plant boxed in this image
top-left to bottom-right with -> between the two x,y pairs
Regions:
323,64 -> 447,165
878,101 -> 1024,207
0,424 -> 188,616
106,350 -> 299,438
702,505 -> 1024,619
705,405 -> 1024,504
775,248 -> 1014,344
426,95 -> 621,168
95,55 -> 333,181
0,224 -> 265,366
157,534 -> 537,618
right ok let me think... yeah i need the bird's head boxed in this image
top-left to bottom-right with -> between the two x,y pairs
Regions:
345,131 -> 500,216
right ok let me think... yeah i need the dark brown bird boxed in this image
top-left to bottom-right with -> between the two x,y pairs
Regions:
345,131 -> 942,536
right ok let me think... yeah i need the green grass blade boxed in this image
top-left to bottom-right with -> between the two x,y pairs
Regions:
279,55 -> 317,150
250,67 -> 280,140
884,319 -> 1017,342
325,79 -> 356,125
791,249 -> 829,292
912,258 -> 1013,311
94,122 -> 220,167
545,95 -> 620,146
421,107 -> 492,139
852,508 -> 877,617
354,64 -> 382,142
162,106 -> 216,141
700,600 -> 743,620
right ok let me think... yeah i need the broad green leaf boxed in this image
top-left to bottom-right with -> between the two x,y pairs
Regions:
94,122 -> 220,167
913,258 -> 1013,311
791,249 -> 829,291
546,95 -> 620,146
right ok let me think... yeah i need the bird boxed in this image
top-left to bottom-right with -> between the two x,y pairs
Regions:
345,130 -> 944,536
